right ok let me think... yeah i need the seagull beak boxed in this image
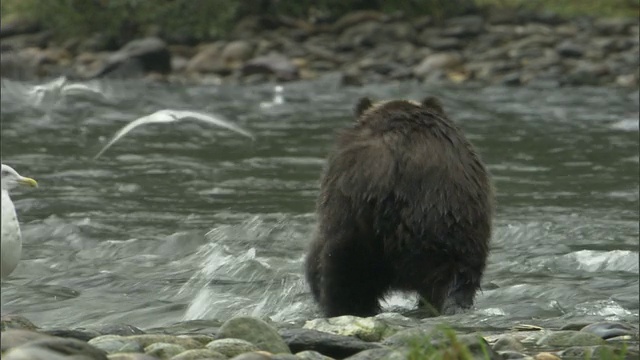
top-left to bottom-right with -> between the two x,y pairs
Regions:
18,176 -> 38,188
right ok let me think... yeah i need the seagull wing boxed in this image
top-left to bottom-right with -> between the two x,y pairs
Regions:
170,110 -> 255,139
93,111 -> 176,159
61,83 -> 106,98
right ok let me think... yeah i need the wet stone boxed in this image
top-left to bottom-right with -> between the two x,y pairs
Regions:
206,338 -> 259,357
1,315 -> 39,331
170,348 -> 228,360
492,334 -> 525,352
557,345 -> 629,359
533,353 -> 560,360
0,329 -> 54,352
89,335 -> 145,354
281,328 -> 381,358
144,342 -> 186,359
295,350 -> 335,359
580,321 -> 638,339
108,354 -> 160,360
43,328 -> 102,342
92,324 -> 146,336
216,316 -> 290,354
499,350 -> 534,359
303,316 -> 389,342
5,336 -> 109,360
536,330 -> 607,347
125,334 -> 202,350
229,352 -> 272,360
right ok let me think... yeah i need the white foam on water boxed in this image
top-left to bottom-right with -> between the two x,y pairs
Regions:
567,250 -> 639,273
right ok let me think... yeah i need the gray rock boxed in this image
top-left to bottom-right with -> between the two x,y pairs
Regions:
107,354 -> 159,360
536,330 -> 607,347
562,60 -> 610,86
216,316 -> 291,354
146,319 -> 222,336
170,348 -> 228,360
381,327 -> 450,348
78,33 -> 116,52
0,16 -> 41,38
556,40 -> 584,58
427,37 -> 464,51
229,352 -> 272,360
560,323 -> 591,331
1,315 -> 39,331
337,21 -> 379,50
492,335 -> 525,352
221,40 -> 254,64
124,335 -> 203,350
303,316 -> 390,342
558,345 -> 631,359
344,348 -> 395,360
89,335 -> 144,354
271,355 -> 299,360
43,328 -> 102,342
295,350 -> 334,360
92,324 -> 146,337
430,333 -> 502,360
497,350 -> 533,359
443,15 -> 485,38
413,52 -> 463,78
595,18 -> 636,35
185,42 -> 228,74
580,321 -> 638,339
90,37 -> 171,79
501,72 -> 523,86
206,338 -> 259,357
180,335 -> 216,347
242,53 -> 299,81
144,342 -> 187,359
281,328 -> 381,358
0,329 -> 54,352
5,337 -> 108,360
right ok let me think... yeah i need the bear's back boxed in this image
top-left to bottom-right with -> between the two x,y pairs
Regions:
321,97 -> 494,249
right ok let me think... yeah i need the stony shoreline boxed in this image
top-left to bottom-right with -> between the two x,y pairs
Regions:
2,314 -> 638,360
1,9 -> 638,88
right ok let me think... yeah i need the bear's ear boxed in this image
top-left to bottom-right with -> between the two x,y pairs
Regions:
355,97 -> 374,118
421,96 -> 446,115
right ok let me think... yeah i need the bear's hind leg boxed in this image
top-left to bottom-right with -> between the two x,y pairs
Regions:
442,264 -> 485,315
319,240 -> 389,317
414,262 -> 458,317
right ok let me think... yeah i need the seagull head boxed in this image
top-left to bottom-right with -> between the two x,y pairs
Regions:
1,164 -> 38,191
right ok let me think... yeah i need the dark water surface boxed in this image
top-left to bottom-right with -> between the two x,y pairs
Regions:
1,78 -> 638,331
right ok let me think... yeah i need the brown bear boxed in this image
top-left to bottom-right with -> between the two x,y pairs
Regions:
305,95 -> 495,318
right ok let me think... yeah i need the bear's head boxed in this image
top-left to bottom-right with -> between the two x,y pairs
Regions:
354,96 -> 446,125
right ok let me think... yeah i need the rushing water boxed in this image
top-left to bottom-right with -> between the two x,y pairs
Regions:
1,78 -> 638,332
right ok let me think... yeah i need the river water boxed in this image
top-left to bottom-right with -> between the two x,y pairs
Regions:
1,78 -> 638,332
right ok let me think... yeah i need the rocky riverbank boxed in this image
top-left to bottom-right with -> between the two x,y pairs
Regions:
1,314 -> 638,360
1,9 -> 638,88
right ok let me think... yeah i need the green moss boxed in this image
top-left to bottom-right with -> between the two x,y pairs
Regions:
476,0 -> 639,19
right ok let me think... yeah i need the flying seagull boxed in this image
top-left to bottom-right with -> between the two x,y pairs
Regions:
1,164 -> 38,279
26,76 -> 107,108
93,109 -> 255,159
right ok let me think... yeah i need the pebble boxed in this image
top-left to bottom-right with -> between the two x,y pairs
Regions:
144,342 -> 186,359
536,330 -> 607,347
580,321 -> 638,339
216,316 -> 291,354
1,8 -> 636,88
206,338 -> 260,357
1,315 -> 638,360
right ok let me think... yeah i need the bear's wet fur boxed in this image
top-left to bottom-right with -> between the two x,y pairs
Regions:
305,95 -> 495,318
